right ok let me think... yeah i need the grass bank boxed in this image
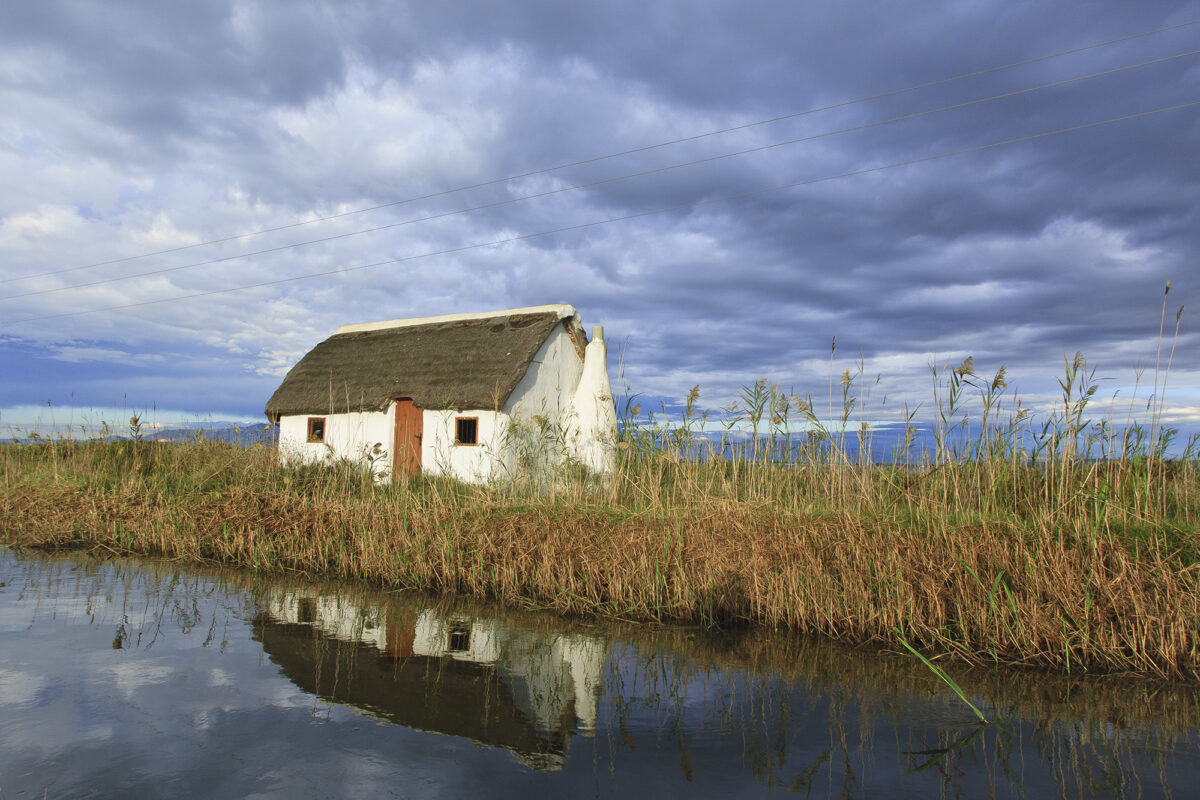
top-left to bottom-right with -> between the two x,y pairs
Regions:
2,404 -> 1197,681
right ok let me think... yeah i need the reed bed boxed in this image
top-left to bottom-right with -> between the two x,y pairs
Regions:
1,350 -> 1198,681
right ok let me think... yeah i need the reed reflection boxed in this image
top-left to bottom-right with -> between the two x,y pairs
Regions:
2,549 -> 1198,799
246,577 -> 1200,796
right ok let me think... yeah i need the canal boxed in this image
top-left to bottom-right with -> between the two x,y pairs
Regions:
1,547 -> 1196,798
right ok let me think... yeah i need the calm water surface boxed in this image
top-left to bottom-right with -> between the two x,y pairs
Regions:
1,547 -> 1197,798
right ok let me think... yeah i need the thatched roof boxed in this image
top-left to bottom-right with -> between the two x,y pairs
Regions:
264,305 -> 587,419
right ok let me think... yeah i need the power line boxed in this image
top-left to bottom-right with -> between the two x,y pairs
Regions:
5,98 -> 1195,328
3,17 -> 1197,286
5,47 -> 1196,303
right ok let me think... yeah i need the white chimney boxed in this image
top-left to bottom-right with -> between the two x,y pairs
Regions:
568,324 -> 618,473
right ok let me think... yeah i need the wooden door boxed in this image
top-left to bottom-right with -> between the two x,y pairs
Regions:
393,399 -> 423,477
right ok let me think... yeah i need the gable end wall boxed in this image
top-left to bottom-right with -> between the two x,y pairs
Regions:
504,324 -> 585,422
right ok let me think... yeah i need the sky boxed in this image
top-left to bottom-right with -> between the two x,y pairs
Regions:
2,1 -> 1198,444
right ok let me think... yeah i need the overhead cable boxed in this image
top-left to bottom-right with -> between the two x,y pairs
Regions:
2,17 -> 1196,285
4,47 -> 1197,303
4,98 -> 1196,327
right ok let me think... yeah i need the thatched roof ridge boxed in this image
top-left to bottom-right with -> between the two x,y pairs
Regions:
264,306 -> 587,419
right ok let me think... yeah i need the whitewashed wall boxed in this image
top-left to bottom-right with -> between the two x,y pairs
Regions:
421,323 -> 590,484
507,325 -> 585,421
278,410 -> 393,477
267,592 -> 391,650
496,325 -> 587,477
422,408 -> 508,484
412,610 -> 502,663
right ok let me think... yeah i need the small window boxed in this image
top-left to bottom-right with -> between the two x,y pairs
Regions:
455,417 -> 478,445
297,598 -> 317,624
307,417 -> 326,443
447,624 -> 471,653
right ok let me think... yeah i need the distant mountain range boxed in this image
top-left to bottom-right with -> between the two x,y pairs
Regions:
5,421 -> 276,447
147,422 -> 277,446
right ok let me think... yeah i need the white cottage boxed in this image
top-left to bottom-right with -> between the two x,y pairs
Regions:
264,304 -> 617,483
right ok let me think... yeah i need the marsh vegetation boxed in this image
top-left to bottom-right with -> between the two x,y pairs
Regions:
3,335 -> 1197,683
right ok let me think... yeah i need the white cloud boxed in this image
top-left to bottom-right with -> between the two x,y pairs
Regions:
0,668 -> 48,702
48,346 -> 165,364
0,1 -> 1196,425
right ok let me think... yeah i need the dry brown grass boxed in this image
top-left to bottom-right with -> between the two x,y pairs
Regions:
1,426 -> 1197,680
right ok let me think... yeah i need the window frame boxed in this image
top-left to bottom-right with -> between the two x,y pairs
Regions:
306,416 -> 326,444
454,416 -> 479,446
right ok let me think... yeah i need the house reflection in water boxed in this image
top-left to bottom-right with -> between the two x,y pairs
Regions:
252,590 -> 607,770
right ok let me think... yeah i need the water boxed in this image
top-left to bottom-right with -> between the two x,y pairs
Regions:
1,548 -> 1197,798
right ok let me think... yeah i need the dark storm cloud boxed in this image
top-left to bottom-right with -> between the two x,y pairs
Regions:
0,1 -> 348,172
0,0 -> 1197,427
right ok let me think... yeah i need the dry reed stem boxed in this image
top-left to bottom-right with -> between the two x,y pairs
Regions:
2,439 -> 1197,681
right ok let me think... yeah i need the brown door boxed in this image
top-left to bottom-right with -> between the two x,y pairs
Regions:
393,399 -> 423,477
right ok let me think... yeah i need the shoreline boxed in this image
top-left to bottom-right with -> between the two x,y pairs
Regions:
2,438 -> 1198,682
